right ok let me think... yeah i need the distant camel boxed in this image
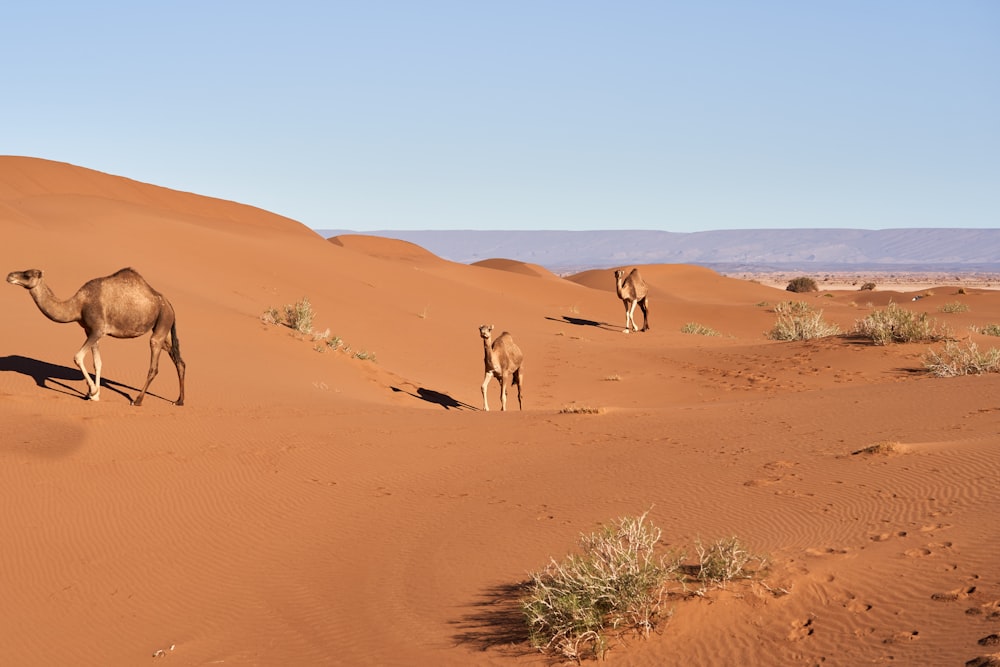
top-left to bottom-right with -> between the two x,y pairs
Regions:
479,324 -> 523,411
614,268 -> 649,333
6,267 -> 186,406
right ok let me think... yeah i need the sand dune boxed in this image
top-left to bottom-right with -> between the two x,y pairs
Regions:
1,156 -> 998,666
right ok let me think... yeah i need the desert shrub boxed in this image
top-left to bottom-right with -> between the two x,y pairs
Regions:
978,324 -> 1000,337
773,300 -> 813,315
767,310 -> 840,341
785,276 -> 818,293
693,537 -> 766,589
681,322 -> 720,337
353,350 -> 377,362
923,340 -> 1000,377
521,512 -> 675,661
284,297 -> 314,333
260,307 -> 281,325
859,282 -> 876,291
938,301 -> 970,314
852,441 -> 900,456
559,405 -> 604,414
853,303 -> 948,345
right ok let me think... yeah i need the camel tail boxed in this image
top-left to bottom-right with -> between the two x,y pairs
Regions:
169,320 -> 183,364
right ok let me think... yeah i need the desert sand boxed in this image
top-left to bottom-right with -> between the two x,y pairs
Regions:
1,156 -> 998,666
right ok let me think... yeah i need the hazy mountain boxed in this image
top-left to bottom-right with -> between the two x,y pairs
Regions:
314,228 -> 1000,273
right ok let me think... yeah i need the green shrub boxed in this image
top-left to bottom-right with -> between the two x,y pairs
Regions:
693,537 -> 766,589
785,276 -> 818,293
938,301 -> 970,314
680,322 -> 720,337
521,512 -> 677,661
767,310 -> 840,341
853,303 -> 948,345
923,340 -> 1000,377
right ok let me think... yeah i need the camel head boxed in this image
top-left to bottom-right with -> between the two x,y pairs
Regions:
614,269 -> 626,282
6,269 -> 43,289
479,324 -> 494,340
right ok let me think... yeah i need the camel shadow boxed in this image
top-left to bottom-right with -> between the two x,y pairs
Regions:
546,315 -> 620,332
0,354 -> 156,404
449,581 -> 535,657
390,385 -> 478,410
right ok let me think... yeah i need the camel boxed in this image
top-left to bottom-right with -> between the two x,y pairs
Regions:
614,268 -> 650,333
479,324 -> 523,411
6,267 -> 186,406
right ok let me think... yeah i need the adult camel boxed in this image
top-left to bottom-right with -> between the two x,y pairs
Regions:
479,324 -> 523,411
7,267 -> 186,406
614,268 -> 649,333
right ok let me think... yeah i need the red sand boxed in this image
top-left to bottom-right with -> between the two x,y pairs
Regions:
1,156 -> 998,666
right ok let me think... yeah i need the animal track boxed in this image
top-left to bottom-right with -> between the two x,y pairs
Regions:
931,586 -> 976,602
787,617 -> 814,641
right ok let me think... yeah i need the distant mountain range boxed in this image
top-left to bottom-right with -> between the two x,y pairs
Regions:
314,228 -> 1000,273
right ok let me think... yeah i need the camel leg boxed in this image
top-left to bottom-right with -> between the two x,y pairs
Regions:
625,300 -> 639,333
133,335 -> 165,407
481,372 -> 493,411
500,375 -> 508,412
168,325 -> 186,406
513,368 -> 523,410
638,297 -> 649,331
74,334 -> 102,400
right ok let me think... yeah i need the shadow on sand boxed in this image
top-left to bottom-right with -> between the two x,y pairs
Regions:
546,314 -> 620,331
450,581 -> 535,657
390,385 -> 479,410
0,354 -> 161,404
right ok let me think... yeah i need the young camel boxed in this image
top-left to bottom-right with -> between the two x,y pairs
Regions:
479,324 -> 523,411
614,268 -> 650,333
6,267 -> 186,406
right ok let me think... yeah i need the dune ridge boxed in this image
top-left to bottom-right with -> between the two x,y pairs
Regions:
0,157 -> 998,666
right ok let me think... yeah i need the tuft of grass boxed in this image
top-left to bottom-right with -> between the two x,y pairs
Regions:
938,301 -> 970,314
853,303 -> 949,345
681,322 -> 721,337
260,307 -> 281,325
923,339 -> 1000,377
773,300 -> 813,315
977,324 -> 1000,337
284,297 -> 314,334
353,350 -> 377,362
559,405 -> 604,414
603,374 -> 622,382
766,310 -> 840,341
692,537 -> 766,590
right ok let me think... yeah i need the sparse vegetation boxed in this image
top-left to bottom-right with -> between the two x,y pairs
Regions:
773,300 -> 813,315
353,350 -> 377,362
923,340 -> 1000,377
559,405 -> 604,414
938,301 -> 970,314
785,276 -> 818,293
852,441 -> 900,456
283,297 -> 314,333
521,512 -> 766,661
859,282 -> 876,291
853,303 -> 949,345
977,324 -> 1000,337
603,374 -> 622,382
680,322 -> 720,337
692,537 -> 766,590
766,309 -> 840,341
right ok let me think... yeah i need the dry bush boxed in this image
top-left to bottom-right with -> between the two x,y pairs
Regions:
767,310 -> 840,341
853,303 -> 948,345
680,322 -> 721,336
284,297 -> 314,333
859,282 -> 876,291
978,324 -> 1000,337
773,300 -> 813,315
786,276 -> 818,293
938,301 -> 970,314
559,405 -> 604,414
692,537 -> 766,590
852,441 -> 900,456
923,340 -> 1000,377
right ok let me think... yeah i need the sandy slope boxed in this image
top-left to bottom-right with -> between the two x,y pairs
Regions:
1,156 -> 998,666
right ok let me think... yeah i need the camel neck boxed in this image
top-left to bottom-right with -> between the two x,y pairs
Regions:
29,283 -> 80,324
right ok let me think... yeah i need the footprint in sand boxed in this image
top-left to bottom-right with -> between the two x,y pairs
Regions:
905,547 -> 933,558
868,530 -> 907,542
787,618 -> 814,641
931,586 -> 976,601
979,634 -> 1000,647
805,546 -> 850,557
845,597 -> 873,613
882,630 -> 919,644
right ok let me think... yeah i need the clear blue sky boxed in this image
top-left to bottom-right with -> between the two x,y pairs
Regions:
3,2 -> 997,232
